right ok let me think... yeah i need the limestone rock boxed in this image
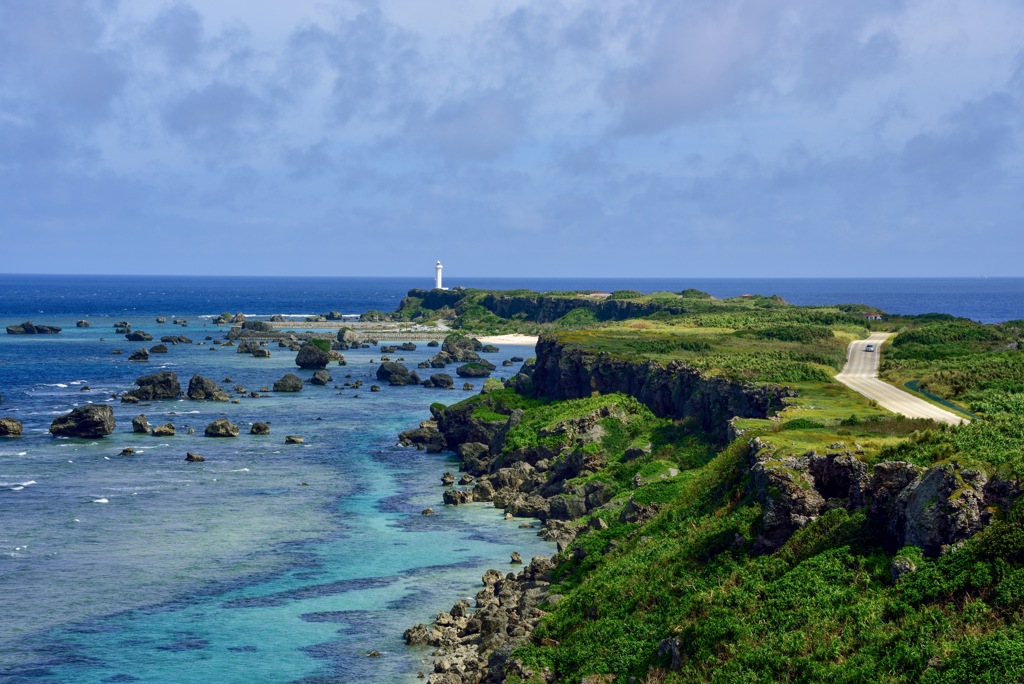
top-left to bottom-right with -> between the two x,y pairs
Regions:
250,422 -> 271,435
285,435 -> 304,444
152,423 -> 175,436
897,463 -> 991,556
441,333 -> 483,362
128,348 -> 150,362
50,405 -> 115,438
76,320 -> 91,328
0,417 -> 23,437
236,340 -> 262,354
423,373 -> 454,389
337,328 -> 360,345
131,414 -> 151,433
123,372 -> 180,402
125,330 -> 153,342
185,452 -> 205,462
273,373 -> 304,392
7,321 -> 62,334
187,374 -> 230,401
376,362 -> 420,386
456,362 -> 494,378
204,419 -> 239,438
149,344 -> 169,354
295,343 -> 331,369
310,370 -> 333,385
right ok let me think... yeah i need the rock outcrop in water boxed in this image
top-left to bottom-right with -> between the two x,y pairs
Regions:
123,372 -> 181,402
204,419 -> 239,438
187,374 -> 230,401
50,405 -> 115,438
0,417 -> 23,437
273,373 -> 304,392
7,321 -> 62,334
295,343 -> 331,369
376,362 -> 420,386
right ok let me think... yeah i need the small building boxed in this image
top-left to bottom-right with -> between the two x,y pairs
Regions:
863,312 -> 883,321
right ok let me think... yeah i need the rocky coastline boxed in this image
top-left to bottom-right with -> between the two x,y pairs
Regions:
399,328 -> 1024,682
399,332 -> 796,681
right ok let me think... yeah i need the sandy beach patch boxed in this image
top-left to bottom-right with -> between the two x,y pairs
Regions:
477,333 -> 540,346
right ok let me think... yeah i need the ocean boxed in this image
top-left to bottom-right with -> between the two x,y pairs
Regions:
1,275 -> 1022,683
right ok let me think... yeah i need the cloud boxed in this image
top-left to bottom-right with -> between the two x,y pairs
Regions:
284,7 -> 421,125
602,1 -> 787,134
146,2 -> 204,68
601,0 -> 907,134
901,93 -> 1018,194
282,139 -> 334,179
412,92 -> 528,162
0,1 -> 126,130
161,81 -> 272,154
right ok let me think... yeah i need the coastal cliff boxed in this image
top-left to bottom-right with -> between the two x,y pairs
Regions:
402,302 -> 1024,683
528,334 -> 793,444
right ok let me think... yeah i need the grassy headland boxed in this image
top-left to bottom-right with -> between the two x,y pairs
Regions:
401,288 -> 1024,683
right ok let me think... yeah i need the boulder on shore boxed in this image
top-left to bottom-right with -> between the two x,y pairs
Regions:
295,343 -> 331,369
205,418 -> 239,438
273,373 -> 304,392
187,374 -> 230,401
0,417 -> 23,437
7,321 -> 62,334
50,405 -> 115,438
123,372 -> 181,402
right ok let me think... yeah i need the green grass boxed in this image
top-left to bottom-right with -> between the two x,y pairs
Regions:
406,290 -> 1024,683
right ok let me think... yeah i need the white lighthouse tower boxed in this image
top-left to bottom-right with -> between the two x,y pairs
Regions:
435,261 -> 443,290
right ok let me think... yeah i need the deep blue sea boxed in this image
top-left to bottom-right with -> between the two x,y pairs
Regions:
1,275 -> 1022,683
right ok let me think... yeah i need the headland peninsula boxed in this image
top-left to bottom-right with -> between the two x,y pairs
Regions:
382,286 -> 1024,683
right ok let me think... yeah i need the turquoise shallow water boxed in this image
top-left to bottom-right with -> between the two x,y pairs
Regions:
0,310 -> 550,682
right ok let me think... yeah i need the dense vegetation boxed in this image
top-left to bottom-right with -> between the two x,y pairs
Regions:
411,289 -> 1024,682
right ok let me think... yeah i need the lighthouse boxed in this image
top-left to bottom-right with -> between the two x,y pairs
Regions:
435,261 -> 443,290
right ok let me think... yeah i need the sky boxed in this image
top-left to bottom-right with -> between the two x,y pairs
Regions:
1,0 -> 1022,278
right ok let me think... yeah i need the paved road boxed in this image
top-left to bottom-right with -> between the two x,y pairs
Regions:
835,332 -> 967,425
